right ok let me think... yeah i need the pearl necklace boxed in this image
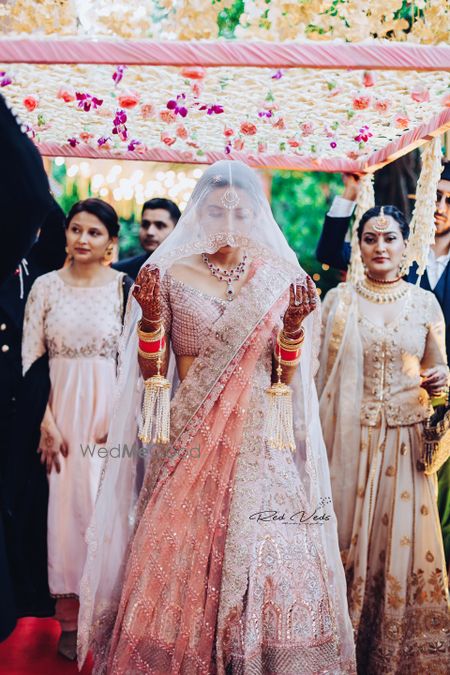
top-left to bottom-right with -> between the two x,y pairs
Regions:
356,275 -> 408,304
202,252 -> 248,301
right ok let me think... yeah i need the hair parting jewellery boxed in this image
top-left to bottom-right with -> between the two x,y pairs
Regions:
202,252 -> 248,300
372,206 -> 389,233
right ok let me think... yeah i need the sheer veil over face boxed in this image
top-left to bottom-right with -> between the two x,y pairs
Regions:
78,160 -> 355,668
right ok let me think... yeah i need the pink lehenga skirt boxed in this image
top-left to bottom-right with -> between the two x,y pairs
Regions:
81,266 -> 355,674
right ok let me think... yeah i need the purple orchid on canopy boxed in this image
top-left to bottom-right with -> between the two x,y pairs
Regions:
198,103 -> 224,115
76,92 -> 103,112
0,71 -> 12,87
167,93 -> 188,117
112,65 -> 126,86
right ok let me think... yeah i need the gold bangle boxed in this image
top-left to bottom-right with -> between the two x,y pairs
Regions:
280,327 -> 305,345
279,357 -> 301,367
137,320 -> 164,342
138,347 -> 164,360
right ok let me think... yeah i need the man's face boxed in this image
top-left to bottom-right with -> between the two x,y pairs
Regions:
139,208 -> 176,253
434,179 -> 450,237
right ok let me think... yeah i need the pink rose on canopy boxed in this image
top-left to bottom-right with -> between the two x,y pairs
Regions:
258,142 -> 267,153
117,94 -> 139,109
288,139 -> 301,148
224,128 -> 234,137
374,98 -> 391,112
442,93 -> 450,107
363,71 -> 376,87
353,95 -> 371,110
240,122 -> 257,135
233,138 -> 245,151
23,96 -> 39,112
411,88 -> 430,103
180,66 -> 206,80
140,103 -> 155,119
191,83 -> 202,98
57,88 -> 75,103
395,115 -> 409,129
300,122 -> 314,136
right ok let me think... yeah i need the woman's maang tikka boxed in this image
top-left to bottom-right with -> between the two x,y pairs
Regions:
373,206 -> 389,233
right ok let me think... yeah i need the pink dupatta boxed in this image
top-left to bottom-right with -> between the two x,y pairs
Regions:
105,263 -> 290,674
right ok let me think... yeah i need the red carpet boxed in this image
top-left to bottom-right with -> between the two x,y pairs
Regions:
0,618 -> 93,675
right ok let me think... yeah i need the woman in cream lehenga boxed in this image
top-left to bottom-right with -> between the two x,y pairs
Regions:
317,205 -> 450,674
78,160 -> 356,674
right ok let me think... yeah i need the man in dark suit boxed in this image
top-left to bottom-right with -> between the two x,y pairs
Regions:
113,198 -> 181,279
316,162 -> 450,566
0,95 -> 66,638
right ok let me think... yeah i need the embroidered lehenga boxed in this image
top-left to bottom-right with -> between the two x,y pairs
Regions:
78,161 -> 355,673
22,271 -> 125,615
318,281 -> 450,674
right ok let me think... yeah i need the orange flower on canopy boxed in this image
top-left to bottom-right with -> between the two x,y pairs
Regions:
23,95 -> 39,112
180,66 -> 206,80
353,95 -> 371,110
57,88 -> 75,103
442,93 -> 450,107
411,88 -> 430,103
240,122 -> 257,135
117,94 -> 139,109
160,110 -> 176,123
80,131 -> 94,142
395,115 -> 409,129
161,133 -> 176,146
374,98 -> 391,113
273,118 -> 286,130
140,103 -> 155,119
176,125 -> 188,139
362,71 -> 376,87
288,138 -> 301,148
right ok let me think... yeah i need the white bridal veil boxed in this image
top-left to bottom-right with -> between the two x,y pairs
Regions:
78,160 -> 354,666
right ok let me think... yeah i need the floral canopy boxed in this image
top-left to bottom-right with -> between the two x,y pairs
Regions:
0,0 -> 449,173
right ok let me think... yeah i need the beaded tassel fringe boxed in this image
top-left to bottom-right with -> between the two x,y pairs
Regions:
139,374 -> 171,444
265,361 -> 296,452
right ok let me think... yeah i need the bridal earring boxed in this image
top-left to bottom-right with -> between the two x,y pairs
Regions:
103,244 -> 114,264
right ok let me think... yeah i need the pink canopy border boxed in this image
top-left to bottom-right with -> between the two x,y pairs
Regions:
34,105 -> 450,173
1,38 -> 450,70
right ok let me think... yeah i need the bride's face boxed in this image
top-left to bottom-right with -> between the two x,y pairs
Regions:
198,186 -> 255,235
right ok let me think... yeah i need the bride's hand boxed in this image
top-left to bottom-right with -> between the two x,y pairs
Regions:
283,276 -> 317,337
38,422 -> 68,474
133,266 -> 161,325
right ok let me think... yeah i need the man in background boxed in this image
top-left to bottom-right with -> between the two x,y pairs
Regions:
113,198 -> 181,279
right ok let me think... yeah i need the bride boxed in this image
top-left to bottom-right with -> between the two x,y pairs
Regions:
78,160 -> 355,674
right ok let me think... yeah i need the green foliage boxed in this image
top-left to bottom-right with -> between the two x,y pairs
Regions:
217,0 -> 244,38
270,170 -> 345,295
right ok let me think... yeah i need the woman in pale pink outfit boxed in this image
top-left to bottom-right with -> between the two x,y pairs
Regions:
22,199 -> 131,660
79,162 -> 356,674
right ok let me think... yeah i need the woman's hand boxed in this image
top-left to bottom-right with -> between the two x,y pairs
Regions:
133,266 -> 161,331
421,367 -> 449,397
282,276 -> 317,337
38,421 -> 68,474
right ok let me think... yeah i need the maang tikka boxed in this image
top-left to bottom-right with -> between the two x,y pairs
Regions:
373,206 -> 389,233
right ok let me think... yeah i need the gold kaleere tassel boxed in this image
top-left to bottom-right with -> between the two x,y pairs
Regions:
265,350 -> 296,452
137,324 -> 171,444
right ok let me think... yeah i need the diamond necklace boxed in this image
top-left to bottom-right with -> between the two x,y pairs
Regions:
201,252 -> 248,301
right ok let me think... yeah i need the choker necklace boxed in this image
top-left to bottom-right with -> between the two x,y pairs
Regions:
202,252 -> 247,301
356,275 -> 408,304
366,273 -> 402,285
